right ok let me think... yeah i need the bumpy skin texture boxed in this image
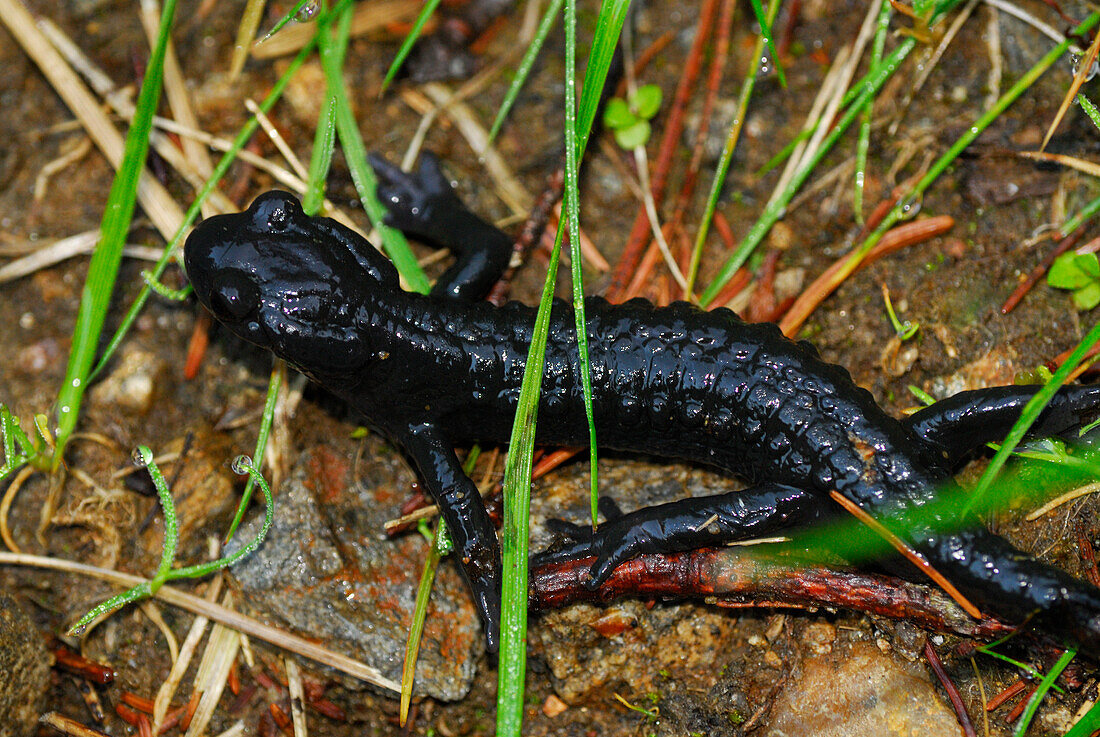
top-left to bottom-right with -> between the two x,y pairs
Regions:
185,159 -> 1100,655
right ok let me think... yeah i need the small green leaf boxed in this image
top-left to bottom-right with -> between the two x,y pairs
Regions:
1074,280 -> 1100,310
1081,252 -> 1100,278
1049,251 -> 1096,289
632,84 -> 662,119
613,119 -> 651,148
603,97 -> 635,129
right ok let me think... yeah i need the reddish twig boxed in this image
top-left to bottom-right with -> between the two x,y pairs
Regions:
985,678 -> 1027,711
529,547 -> 1014,642
605,0 -> 719,298
778,216 -> 955,337
1005,683 -> 1038,723
52,641 -> 116,684
924,641 -> 978,737
1000,226 -> 1085,314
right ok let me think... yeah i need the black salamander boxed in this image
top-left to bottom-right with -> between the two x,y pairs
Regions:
184,153 -> 1100,655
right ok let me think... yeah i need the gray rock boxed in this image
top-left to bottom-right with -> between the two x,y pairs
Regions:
228,440 -> 481,701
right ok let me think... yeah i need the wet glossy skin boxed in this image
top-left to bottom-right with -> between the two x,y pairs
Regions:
184,157 -> 1100,655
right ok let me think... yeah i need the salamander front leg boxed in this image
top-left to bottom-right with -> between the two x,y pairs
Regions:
904,384 -> 1100,465
532,484 -> 823,588
369,151 -> 512,301
400,423 -> 503,651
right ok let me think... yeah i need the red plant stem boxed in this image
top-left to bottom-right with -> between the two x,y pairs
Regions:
778,216 -> 955,337
606,0 -> 719,298
1005,684 -> 1038,723
1001,226 -> 1085,314
529,547 -> 1014,642
924,641 -> 978,737
985,679 -> 1027,711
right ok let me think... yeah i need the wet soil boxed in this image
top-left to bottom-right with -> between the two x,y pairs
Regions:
3,0 -> 1100,735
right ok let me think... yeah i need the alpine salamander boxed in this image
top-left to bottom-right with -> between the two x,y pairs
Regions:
184,152 -> 1100,655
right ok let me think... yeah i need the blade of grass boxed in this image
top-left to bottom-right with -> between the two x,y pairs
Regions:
684,0 -> 781,297
380,0 -> 444,94
52,0 -> 178,470
854,0 -> 891,223
497,3 -> 630,732
1065,701 -> 1100,737
317,2 -> 430,292
747,0 -> 785,88
487,0 -> 566,143
1012,649 -> 1074,737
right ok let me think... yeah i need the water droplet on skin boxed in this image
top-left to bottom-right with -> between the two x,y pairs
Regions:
232,455 -> 252,475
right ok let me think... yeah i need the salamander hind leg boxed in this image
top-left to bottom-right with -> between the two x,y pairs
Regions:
904,384 -> 1100,466
369,151 -> 512,301
532,484 -> 823,589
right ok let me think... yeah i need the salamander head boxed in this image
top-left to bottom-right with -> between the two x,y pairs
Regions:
184,191 -> 399,373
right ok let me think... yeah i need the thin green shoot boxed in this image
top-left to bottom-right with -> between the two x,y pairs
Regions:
53,0 -> 178,471
317,2 -> 430,293
487,0 -> 566,143
399,450 -> 470,726
854,1 -> 892,223
882,285 -> 919,340
908,385 -> 937,406
141,270 -> 190,301
1078,93 -> 1100,131
224,361 -> 282,543
684,0 -> 782,297
976,641 -> 1066,694
1013,648 -> 1074,737
613,692 -> 660,721
301,95 -> 338,216
69,448 -> 274,636
380,0 -> 444,94
0,406 -> 42,481
746,0 -> 785,88
260,0 -> 321,42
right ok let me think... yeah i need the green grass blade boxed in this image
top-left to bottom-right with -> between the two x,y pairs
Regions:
853,1 -> 891,223
567,0 -> 628,523
318,3 -> 430,293
301,96 -> 338,215
380,0 -> 444,94
685,0 -> 780,297
487,0 -> 565,143
53,0 -> 178,470
1013,649 -> 1074,737
260,0 -> 319,42
1065,700 -> 1100,737
747,0 -> 785,88
224,361 -> 283,543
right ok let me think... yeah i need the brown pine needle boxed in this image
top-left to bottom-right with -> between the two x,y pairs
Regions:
828,490 -> 982,619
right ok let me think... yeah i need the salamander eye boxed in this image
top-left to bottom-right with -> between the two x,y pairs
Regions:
208,271 -> 259,323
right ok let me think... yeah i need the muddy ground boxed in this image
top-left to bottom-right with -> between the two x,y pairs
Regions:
2,0 -> 1100,735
